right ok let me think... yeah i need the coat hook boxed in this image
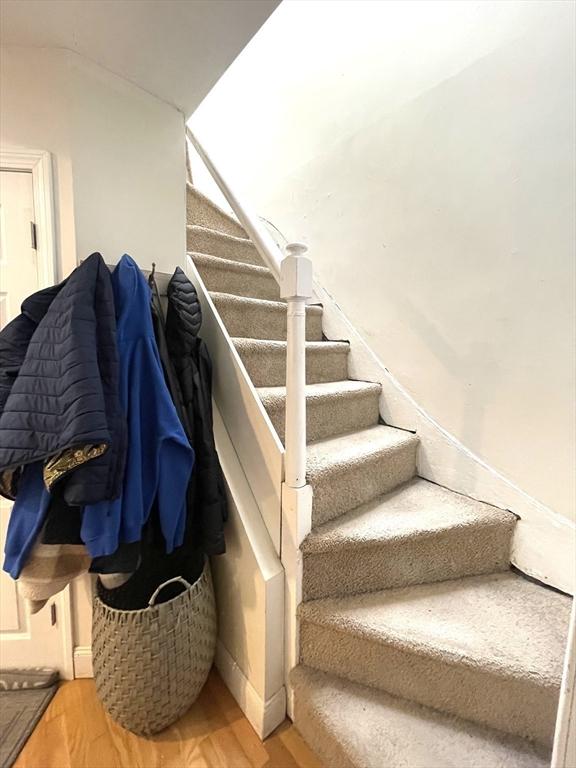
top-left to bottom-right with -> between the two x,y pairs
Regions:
148,262 -> 156,286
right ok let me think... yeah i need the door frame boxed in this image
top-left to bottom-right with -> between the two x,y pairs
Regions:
1,147 -> 58,286
0,147 -> 74,679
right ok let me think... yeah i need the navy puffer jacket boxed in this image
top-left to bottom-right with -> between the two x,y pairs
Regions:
0,253 -> 125,504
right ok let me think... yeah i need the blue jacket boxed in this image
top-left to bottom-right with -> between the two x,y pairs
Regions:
81,256 -> 194,557
3,462 -> 51,578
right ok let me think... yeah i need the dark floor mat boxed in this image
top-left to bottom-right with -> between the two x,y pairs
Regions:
0,685 -> 57,768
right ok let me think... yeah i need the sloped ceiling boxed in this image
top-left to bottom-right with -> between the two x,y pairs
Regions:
0,0 -> 279,116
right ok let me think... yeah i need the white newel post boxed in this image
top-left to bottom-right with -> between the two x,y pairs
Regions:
280,243 -> 314,718
281,243 -> 312,488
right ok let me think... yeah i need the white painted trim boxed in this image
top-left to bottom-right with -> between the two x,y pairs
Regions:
0,147 -> 58,285
186,255 -> 284,551
0,149 -> 72,678
212,403 -> 285,705
280,245 -> 314,489
552,601 -> 576,768
281,483 -> 313,720
213,405 -> 284,586
315,279 -> 576,595
73,646 -> 94,679
215,640 -> 286,739
57,587 -> 75,681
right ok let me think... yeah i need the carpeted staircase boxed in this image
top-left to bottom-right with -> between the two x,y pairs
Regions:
186,182 -> 572,768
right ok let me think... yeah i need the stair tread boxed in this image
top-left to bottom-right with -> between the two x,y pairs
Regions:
233,338 -> 349,352
187,224 -> 263,266
210,291 -> 322,314
299,571 -> 571,686
186,182 -> 246,237
258,379 -> 381,401
187,223 -> 252,245
234,338 -> 350,388
190,251 -> 273,276
292,665 -> 550,768
302,477 -> 515,552
306,424 -> 418,481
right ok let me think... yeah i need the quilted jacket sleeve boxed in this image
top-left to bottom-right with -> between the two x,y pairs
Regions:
0,254 -> 124,505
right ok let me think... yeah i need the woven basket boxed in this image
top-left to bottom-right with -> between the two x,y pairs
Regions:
92,563 -> 216,735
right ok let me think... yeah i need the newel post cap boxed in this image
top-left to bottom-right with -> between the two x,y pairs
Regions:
285,242 -> 308,257
280,242 -> 313,299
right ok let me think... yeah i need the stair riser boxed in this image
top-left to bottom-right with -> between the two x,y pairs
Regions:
214,299 -> 323,342
311,440 -> 418,527
302,523 -> 514,600
237,347 -> 350,388
187,187 -> 246,237
300,621 -> 559,747
264,390 -> 380,444
293,697 -> 355,768
195,260 -> 281,302
187,228 -> 262,266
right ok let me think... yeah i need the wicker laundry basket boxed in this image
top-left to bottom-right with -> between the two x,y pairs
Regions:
92,563 -> 217,735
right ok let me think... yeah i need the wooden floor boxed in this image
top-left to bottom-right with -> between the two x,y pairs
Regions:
14,670 -> 323,768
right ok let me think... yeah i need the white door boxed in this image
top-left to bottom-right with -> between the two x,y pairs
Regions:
0,168 -> 73,678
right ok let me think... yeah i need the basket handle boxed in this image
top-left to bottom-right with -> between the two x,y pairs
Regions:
148,576 -> 192,606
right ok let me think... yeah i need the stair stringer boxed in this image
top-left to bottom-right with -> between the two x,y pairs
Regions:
186,255 -> 285,552
313,279 -> 575,595
211,405 -> 286,739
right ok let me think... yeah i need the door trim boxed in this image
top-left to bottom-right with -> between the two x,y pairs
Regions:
0,148 -> 73,679
1,147 -> 57,286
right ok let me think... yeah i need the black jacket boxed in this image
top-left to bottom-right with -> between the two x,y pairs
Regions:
166,267 -> 227,555
0,253 -> 125,505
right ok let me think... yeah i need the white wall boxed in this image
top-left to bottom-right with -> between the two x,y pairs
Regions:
191,0 -> 576,524
0,47 -> 77,276
68,53 -> 185,273
1,45 -> 187,650
1,0 -> 280,117
0,46 -> 185,277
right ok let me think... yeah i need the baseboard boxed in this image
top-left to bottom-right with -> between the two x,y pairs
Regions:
73,646 -> 93,678
72,640 -> 287,738
315,280 -> 576,596
214,640 -> 286,739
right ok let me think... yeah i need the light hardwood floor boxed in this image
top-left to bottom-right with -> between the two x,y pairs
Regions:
14,670 -> 323,768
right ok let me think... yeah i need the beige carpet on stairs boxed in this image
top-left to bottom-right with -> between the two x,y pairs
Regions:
184,180 -> 573,767
258,380 -> 382,443
291,666 -> 551,768
301,477 -> 516,599
299,570 -> 569,746
233,338 -> 350,387
210,291 -> 323,341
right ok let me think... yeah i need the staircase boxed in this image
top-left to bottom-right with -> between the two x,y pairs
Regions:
185,181 -> 572,767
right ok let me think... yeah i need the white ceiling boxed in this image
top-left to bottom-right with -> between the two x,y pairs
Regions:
0,0 -> 279,116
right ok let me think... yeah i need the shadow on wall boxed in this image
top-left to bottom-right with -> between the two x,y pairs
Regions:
250,19 -> 575,522
398,296 -> 488,492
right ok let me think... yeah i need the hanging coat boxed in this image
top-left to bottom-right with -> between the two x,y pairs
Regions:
0,252 -> 125,505
165,267 -> 227,556
81,255 -> 194,558
94,280 -> 205,611
3,460 -> 89,614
